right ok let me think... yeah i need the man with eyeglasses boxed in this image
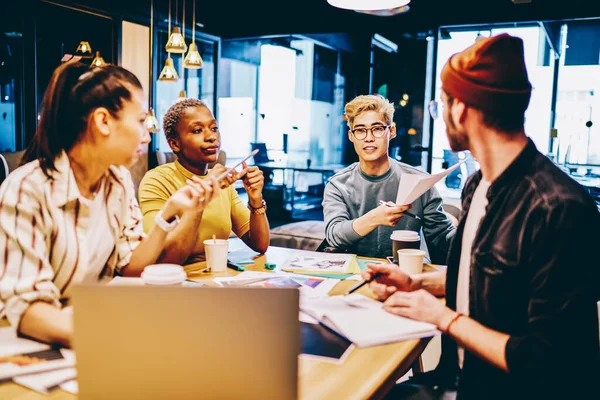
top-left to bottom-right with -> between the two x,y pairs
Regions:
363,34 -> 599,399
322,94 -> 456,263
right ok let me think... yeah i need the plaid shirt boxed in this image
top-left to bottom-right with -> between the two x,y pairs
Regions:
0,153 -> 145,326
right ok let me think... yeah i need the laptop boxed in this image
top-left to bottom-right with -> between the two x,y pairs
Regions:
72,285 -> 300,399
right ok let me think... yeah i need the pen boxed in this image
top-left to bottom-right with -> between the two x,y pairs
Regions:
378,200 -> 421,221
227,261 -> 245,272
345,272 -> 381,296
215,149 -> 259,182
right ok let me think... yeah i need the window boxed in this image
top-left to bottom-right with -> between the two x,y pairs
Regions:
428,25 -> 556,198
0,20 -> 23,152
218,36 -> 346,167
154,31 -> 218,152
555,20 -> 600,166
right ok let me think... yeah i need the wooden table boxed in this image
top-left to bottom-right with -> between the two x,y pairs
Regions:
0,246 -> 438,400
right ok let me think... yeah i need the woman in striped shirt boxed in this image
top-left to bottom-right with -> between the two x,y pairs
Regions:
0,62 -> 219,347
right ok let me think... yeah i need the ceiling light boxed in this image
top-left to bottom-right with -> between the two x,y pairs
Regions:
91,51 -> 106,67
145,108 -> 160,133
355,5 -> 410,16
159,56 -> 179,81
327,0 -> 410,11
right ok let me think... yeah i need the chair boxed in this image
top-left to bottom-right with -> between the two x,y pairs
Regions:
0,150 -> 25,185
443,150 -> 462,190
0,154 -> 8,185
250,143 -> 273,164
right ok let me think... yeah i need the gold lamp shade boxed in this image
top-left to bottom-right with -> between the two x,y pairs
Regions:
165,26 -> 187,54
144,108 -> 160,133
159,56 -> 179,81
184,42 -> 203,69
91,51 -> 106,67
75,41 -> 93,57
177,90 -> 187,102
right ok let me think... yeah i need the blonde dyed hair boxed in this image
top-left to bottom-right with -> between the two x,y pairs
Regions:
344,94 -> 395,129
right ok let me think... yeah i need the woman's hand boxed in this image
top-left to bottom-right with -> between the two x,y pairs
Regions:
239,161 -> 264,205
162,176 -> 220,218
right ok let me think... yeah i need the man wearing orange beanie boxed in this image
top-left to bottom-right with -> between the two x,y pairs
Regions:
363,34 -> 599,399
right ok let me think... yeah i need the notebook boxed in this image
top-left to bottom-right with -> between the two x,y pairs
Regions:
300,294 -> 439,348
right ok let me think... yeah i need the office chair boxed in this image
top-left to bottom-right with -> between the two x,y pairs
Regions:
251,143 -> 273,164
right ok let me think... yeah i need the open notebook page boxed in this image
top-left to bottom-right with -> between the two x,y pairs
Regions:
301,294 -> 439,348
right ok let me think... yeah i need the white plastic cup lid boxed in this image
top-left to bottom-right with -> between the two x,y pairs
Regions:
203,239 -> 229,247
141,264 -> 186,286
390,230 -> 420,241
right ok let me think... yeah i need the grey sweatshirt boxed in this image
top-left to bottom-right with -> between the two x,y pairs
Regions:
322,159 -> 456,264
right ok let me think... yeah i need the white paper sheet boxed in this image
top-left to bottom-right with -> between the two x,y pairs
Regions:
301,294 -> 439,347
13,367 -> 76,394
280,252 -> 354,273
60,379 -> 79,394
214,271 -> 338,299
0,327 -> 50,357
395,160 -> 467,205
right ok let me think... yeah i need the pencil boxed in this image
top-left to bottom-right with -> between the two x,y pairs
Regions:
345,273 -> 381,296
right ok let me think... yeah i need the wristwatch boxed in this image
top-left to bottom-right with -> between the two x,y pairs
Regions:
248,199 -> 267,215
155,210 -> 180,232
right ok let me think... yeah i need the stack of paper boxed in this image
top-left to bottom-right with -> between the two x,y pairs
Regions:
214,271 -> 338,299
0,328 -> 75,380
300,294 -> 439,348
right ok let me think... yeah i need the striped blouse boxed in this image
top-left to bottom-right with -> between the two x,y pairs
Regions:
0,153 -> 145,326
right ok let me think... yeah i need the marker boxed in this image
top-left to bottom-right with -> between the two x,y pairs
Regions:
345,273 -> 381,296
378,200 -> 421,221
227,261 -> 245,272
215,149 -> 260,182
265,263 -> 276,270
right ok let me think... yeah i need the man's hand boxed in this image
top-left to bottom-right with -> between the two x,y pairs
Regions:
239,161 -> 264,205
383,289 -> 455,330
368,204 -> 411,227
361,263 -> 417,300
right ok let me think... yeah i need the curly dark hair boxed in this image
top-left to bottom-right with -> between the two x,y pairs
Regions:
162,98 -> 208,140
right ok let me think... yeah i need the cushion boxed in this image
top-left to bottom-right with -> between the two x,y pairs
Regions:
270,220 -> 325,251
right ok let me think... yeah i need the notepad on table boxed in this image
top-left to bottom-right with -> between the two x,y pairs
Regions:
300,294 -> 439,348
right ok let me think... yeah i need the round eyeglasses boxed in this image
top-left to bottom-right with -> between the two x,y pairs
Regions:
351,125 -> 390,140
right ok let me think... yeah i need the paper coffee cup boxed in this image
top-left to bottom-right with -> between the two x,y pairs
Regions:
397,249 -> 425,275
141,264 -> 186,286
391,230 -> 421,259
203,239 -> 229,272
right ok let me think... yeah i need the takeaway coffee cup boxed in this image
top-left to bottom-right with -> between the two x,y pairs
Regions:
141,264 -> 186,286
391,230 -> 421,260
203,239 -> 229,272
397,249 -> 425,275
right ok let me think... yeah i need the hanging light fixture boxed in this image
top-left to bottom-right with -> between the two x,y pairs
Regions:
159,56 -> 179,81
177,90 -> 187,102
91,51 -> 106,66
184,0 -> 203,69
165,0 -> 187,54
75,41 -> 93,57
145,108 -> 160,133
355,5 -> 410,16
327,0 -> 410,11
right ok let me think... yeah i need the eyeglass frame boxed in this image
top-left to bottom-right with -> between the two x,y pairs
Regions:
350,124 -> 391,140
